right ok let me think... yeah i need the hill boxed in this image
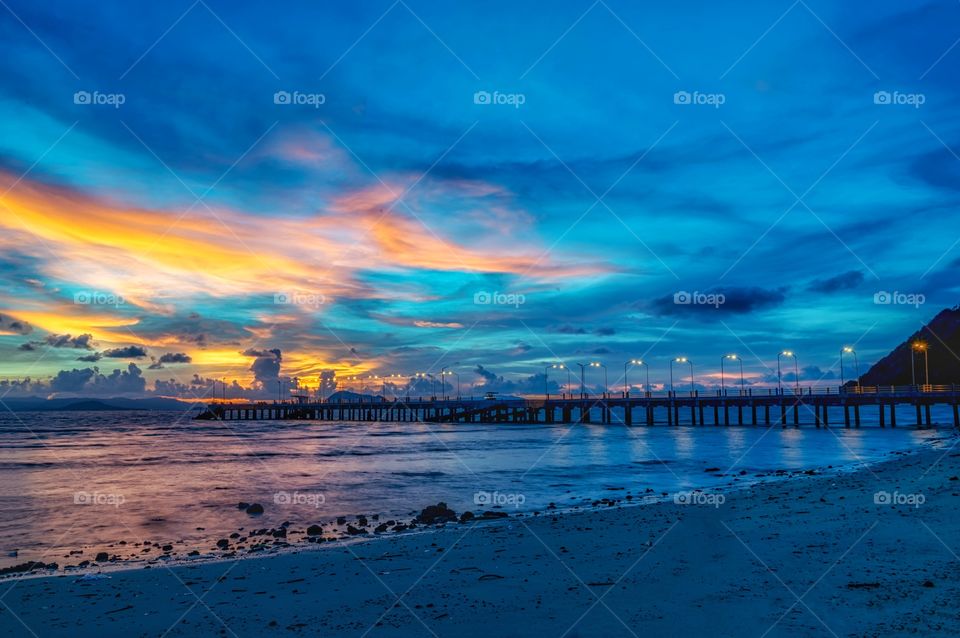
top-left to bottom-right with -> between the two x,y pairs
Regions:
860,306 -> 960,385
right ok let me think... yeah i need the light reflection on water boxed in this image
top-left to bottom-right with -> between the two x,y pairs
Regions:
0,410 -> 951,569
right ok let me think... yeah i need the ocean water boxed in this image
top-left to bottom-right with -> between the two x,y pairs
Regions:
0,409 -> 952,570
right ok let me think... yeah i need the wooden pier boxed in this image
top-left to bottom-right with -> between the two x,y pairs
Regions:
196,385 -> 960,428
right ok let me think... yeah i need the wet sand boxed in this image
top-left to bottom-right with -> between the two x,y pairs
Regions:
2,442 -> 959,637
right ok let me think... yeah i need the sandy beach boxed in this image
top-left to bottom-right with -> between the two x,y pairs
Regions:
2,439 -> 958,637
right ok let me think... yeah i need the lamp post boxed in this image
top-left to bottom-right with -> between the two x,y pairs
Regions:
778,351 -> 798,395
841,347 -> 860,391
720,354 -> 739,396
440,369 -> 460,401
671,357 -> 693,395
440,366 -> 448,401
912,342 -> 929,388
545,364 -> 565,400
624,359 -> 644,397
590,362 -> 607,397
576,363 -> 586,398
555,364 -> 571,398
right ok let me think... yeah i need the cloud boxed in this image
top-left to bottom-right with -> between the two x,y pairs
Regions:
510,342 -> 533,355
645,287 -> 788,318
48,363 -> 146,395
0,313 -> 32,335
553,325 -> 586,334
77,353 -> 102,362
18,342 -> 36,351
764,365 -> 838,383
43,333 -> 95,349
101,345 -> 149,359
471,365 -> 559,394
246,348 -> 283,389
147,352 -> 192,369
807,270 -> 865,293
242,348 -> 282,359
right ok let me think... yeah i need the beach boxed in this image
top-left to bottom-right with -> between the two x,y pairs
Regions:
2,438 -> 958,637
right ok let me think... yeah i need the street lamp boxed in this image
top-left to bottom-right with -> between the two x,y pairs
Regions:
671,357 -> 694,395
440,368 -> 460,401
624,359 -> 645,397
840,347 -> 860,391
576,363 -> 587,398
546,364 -> 565,400
777,351 -> 799,394
556,364 -> 571,398
590,362 -> 607,397
912,341 -> 929,388
721,354 -> 742,395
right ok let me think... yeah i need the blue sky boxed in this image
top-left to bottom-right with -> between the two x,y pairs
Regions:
0,0 -> 958,397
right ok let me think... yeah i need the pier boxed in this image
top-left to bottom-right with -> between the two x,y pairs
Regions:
197,385 -> 960,427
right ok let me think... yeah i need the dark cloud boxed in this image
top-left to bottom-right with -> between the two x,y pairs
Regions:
101,346 -> 149,359
553,325 -> 587,334
764,365 -> 838,383
807,270 -> 865,293
248,349 -> 282,389
594,327 -> 616,336
48,364 -> 146,395
159,352 -> 192,364
77,353 -> 102,362
0,314 -> 32,335
471,365 -> 559,395
0,377 -> 46,397
242,348 -> 282,359
645,287 -> 788,318
17,342 -> 36,351
43,333 -> 95,349
510,342 -> 533,355
148,351 -> 192,369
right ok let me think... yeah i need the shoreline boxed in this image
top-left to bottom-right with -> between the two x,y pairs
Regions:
3,430 -> 954,582
3,435 -> 959,636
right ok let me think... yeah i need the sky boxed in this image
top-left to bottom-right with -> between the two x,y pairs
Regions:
0,0 -> 958,399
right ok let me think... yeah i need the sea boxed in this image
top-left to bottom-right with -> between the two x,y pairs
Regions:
0,409 -> 953,570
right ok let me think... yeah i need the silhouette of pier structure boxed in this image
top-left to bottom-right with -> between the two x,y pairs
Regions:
197,385 -> 960,427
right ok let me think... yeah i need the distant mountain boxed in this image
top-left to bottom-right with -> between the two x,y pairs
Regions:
861,306 -> 960,385
58,399 -> 139,411
1,396 -> 198,412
